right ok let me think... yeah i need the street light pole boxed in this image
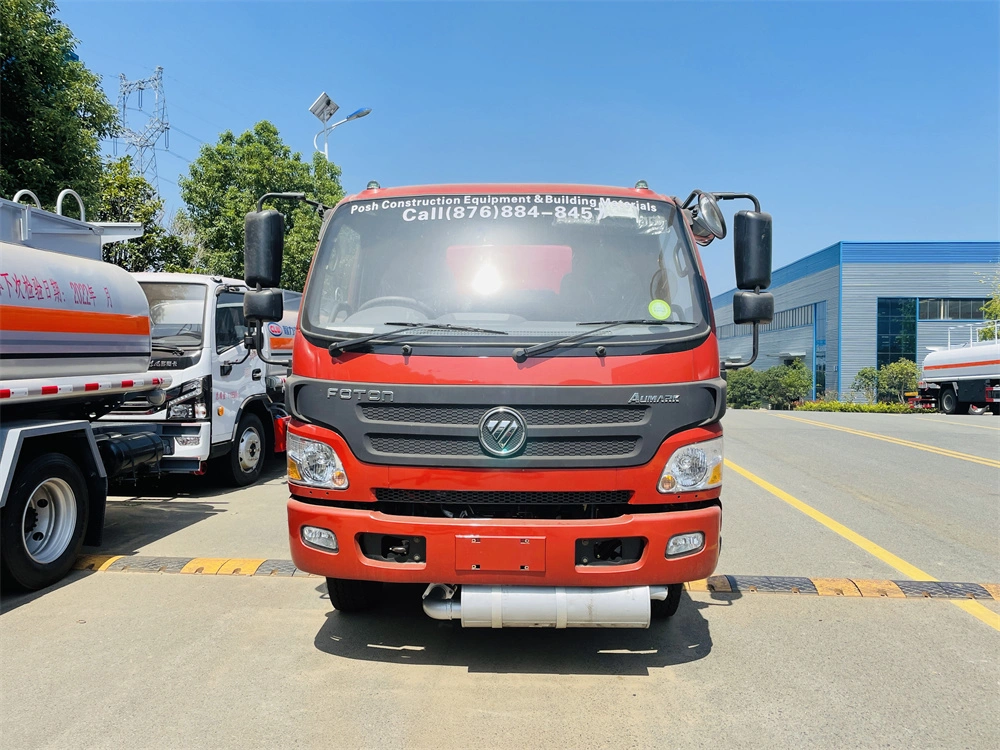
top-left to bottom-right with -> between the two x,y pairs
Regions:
309,92 -> 372,162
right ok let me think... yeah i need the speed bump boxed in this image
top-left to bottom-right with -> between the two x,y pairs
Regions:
72,556 -> 999,601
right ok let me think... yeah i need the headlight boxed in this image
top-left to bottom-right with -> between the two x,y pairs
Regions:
658,436 -> 723,493
165,376 -> 210,420
287,433 -> 348,489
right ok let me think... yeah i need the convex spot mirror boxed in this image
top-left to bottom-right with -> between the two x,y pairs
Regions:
244,209 -> 284,289
690,192 -> 727,246
734,210 -> 773,290
732,290 -> 774,325
244,288 -> 284,323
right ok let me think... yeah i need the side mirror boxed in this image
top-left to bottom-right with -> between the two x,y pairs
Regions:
734,210 -> 772,290
244,209 -> 284,288
690,192 -> 727,246
244,288 -> 284,323
733,291 -> 774,325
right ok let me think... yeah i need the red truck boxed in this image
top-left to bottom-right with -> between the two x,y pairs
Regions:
241,183 -> 773,628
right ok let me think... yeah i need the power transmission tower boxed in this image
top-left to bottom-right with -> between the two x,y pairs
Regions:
116,66 -> 170,194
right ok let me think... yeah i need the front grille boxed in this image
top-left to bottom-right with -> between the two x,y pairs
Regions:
360,404 -> 647,426
368,435 -> 639,458
374,489 -> 633,505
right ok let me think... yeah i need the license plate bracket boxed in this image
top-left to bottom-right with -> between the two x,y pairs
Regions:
455,535 -> 546,573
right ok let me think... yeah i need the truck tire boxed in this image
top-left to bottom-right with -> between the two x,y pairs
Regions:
225,413 -> 265,486
0,453 -> 88,591
990,404 -> 1000,416
326,577 -> 382,612
651,583 -> 683,619
939,388 -> 960,414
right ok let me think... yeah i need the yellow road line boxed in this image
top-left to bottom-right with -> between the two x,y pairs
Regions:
915,416 -> 1000,432
775,414 -> 1000,468
725,459 -> 1000,632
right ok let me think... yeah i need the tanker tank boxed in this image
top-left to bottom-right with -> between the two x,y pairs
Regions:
0,242 -> 152,379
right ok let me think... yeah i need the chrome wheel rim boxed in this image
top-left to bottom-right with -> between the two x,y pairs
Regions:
22,477 -> 77,564
238,426 -> 262,473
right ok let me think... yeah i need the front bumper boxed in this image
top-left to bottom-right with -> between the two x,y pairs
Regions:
288,499 -> 721,587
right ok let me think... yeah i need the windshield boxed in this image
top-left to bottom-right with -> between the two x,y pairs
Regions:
140,283 -> 207,349
302,193 -> 708,347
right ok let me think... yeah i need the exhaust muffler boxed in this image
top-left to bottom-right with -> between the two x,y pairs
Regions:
422,584 -> 671,628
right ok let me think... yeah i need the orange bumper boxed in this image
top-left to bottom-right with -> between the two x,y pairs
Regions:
288,499 -> 721,587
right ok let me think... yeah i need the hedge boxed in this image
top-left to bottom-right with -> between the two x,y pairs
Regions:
794,401 -> 916,414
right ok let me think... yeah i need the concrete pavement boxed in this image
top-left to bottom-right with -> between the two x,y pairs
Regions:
1,411 -> 997,749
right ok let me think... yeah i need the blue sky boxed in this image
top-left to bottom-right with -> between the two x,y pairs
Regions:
58,0 -> 999,294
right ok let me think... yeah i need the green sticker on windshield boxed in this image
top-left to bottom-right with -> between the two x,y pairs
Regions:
648,299 -> 671,320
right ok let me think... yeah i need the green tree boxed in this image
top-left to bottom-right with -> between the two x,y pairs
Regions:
0,0 -> 117,208
979,266 -> 1000,340
778,360 -> 812,405
179,122 -> 343,290
725,366 -> 762,409
852,367 -> 879,404
759,360 -> 811,409
878,359 -> 918,404
96,157 -> 193,272
282,153 -> 344,290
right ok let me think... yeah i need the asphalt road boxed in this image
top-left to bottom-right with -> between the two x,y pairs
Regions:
2,411 -> 998,749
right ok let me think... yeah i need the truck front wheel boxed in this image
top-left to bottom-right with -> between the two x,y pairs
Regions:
0,453 -> 89,591
326,577 -> 382,612
225,413 -> 265,486
651,584 -> 683,619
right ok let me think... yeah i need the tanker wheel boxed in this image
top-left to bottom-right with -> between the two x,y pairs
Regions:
651,583 -> 683,619
939,388 -> 960,415
0,453 -> 88,591
326,577 -> 382,613
990,404 -> 1000,416
225,413 -> 265,487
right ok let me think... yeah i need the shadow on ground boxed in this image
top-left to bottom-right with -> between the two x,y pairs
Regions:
314,583 -> 740,675
95,455 -> 286,552
2,457 -> 286,613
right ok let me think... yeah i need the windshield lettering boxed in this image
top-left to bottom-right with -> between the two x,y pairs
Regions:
303,193 -> 707,351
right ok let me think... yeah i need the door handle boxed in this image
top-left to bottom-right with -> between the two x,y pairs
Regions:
252,368 -> 262,381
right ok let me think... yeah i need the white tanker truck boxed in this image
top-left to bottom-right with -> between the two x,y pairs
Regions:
918,323 -> 1000,415
0,192 -> 172,590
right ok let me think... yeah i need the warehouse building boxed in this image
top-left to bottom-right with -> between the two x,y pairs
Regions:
712,241 -> 1000,399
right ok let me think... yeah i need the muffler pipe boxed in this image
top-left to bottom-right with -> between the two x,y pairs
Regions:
422,585 -> 662,628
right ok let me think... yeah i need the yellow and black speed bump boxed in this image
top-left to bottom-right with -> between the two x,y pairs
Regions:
73,555 -> 1000,601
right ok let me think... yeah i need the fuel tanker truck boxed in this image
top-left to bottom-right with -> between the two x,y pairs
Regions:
919,323 -> 1000,415
238,183 -> 775,628
0,192 -> 171,590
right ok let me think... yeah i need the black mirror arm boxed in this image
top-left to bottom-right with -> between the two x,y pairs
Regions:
256,192 -> 330,215
722,323 -> 760,370
709,193 -> 761,212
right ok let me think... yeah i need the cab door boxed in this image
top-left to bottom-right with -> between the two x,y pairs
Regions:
211,290 -> 259,447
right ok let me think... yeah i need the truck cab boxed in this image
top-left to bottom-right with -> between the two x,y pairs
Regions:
103,274 -> 298,485
242,183 -> 773,627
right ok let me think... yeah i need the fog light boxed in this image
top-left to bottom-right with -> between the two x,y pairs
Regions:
302,526 -> 338,552
666,532 -> 704,558
174,435 -> 200,447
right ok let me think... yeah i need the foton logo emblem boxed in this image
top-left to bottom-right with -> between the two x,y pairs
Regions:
327,388 -> 394,402
478,407 -> 527,457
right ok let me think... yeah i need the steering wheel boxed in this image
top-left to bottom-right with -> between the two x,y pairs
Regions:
356,296 -> 435,317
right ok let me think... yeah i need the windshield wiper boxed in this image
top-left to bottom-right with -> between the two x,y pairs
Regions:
329,322 -> 508,357
151,343 -> 185,355
513,319 -> 695,362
